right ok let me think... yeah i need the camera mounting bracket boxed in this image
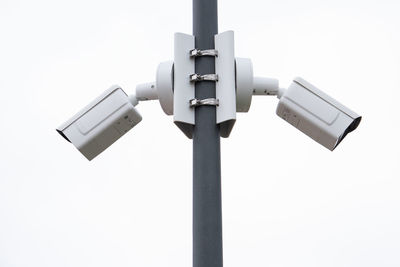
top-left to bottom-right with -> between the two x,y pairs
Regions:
173,31 -> 237,138
190,74 -> 219,82
190,48 -> 218,57
189,98 -> 220,107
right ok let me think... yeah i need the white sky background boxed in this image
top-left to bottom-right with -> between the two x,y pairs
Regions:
0,0 -> 399,266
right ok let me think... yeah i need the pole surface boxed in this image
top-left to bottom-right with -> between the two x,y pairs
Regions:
192,1 -> 222,267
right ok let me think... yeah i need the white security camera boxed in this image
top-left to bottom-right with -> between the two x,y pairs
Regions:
57,61 -> 174,160
235,58 -> 361,150
276,77 -> 361,150
57,85 -> 142,160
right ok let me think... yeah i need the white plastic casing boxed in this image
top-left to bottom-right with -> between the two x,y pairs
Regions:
235,58 -> 253,112
276,78 -> 361,150
215,30 -> 236,137
57,85 -> 142,160
156,61 -> 174,115
173,32 -> 195,138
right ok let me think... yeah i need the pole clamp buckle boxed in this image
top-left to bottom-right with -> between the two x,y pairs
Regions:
190,73 -> 219,82
189,98 -> 219,108
190,49 -> 218,57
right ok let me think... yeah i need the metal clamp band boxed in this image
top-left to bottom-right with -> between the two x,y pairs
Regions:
189,98 -> 219,108
190,73 -> 219,82
190,49 -> 218,57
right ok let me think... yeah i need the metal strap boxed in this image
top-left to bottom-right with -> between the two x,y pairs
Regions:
189,98 -> 219,108
190,73 -> 219,82
190,49 -> 218,57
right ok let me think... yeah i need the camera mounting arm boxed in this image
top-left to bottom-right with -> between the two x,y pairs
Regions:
252,76 -> 286,99
252,76 -> 280,96
133,61 -> 174,115
135,82 -> 158,101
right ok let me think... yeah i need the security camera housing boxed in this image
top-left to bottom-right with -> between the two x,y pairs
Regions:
276,77 -> 361,150
56,85 -> 142,160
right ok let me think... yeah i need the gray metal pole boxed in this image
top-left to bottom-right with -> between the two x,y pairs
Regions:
192,1 -> 222,267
